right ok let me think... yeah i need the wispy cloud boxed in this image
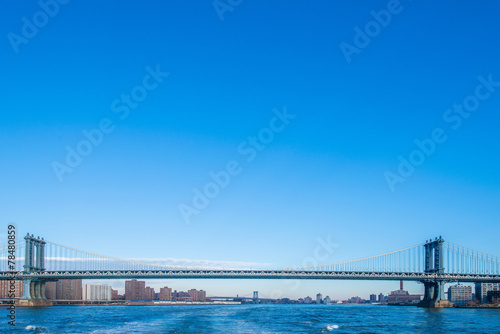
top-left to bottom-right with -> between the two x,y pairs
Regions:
129,258 -> 273,270
0,256 -> 273,270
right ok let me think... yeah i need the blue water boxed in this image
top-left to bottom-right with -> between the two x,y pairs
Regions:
5,305 -> 500,333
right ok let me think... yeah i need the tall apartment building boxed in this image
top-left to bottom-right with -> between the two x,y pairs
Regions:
316,293 -> 323,304
160,286 -> 172,301
188,289 -> 207,301
198,289 -> 206,301
82,284 -> 112,301
125,280 -> 146,300
0,280 -> 23,298
111,289 -> 119,300
187,289 -> 197,301
447,284 -> 472,305
44,280 -> 82,300
48,279 -> 82,300
145,287 -> 156,300
45,281 -> 57,299
475,283 -> 500,303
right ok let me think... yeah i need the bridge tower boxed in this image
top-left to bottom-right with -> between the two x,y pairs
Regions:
16,234 -> 53,307
418,236 -> 452,308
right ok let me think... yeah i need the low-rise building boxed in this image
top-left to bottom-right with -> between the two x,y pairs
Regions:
475,283 -> 500,304
447,284 -> 472,305
82,284 -> 112,301
487,290 -> 500,304
387,281 -> 421,305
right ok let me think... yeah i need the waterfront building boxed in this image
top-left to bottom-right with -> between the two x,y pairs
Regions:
0,280 -> 23,298
475,283 -> 500,304
387,290 -> 421,304
125,279 -> 146,300
188,289 -> 207,301
378,293 -> 384,303
316,293 -> 322,304
55,279 -> 82,300
172,290 -> 190,301
487,291 -> 500,304
324,296 -> 331,304
160,286 -> 172,301
187,289 -> 196,301
145,287 -> 156,300
198,290 -> 207,301
304,296 -> 313,304
447,284 -> 472,305
111,289 -> 118,300
45,281 -> 56,299
347,296 -> 364,304
82,284 -> 112,301
370,294 -> 377,303
387,281 -> 421,304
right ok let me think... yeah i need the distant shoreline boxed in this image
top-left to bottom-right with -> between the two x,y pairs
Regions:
454,304 -> 500,309
2,301 -> 499,309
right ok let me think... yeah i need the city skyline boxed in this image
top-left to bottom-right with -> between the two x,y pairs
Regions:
2,0 -> 500,301
2,278 -> 482,306
0,279 -> 482,305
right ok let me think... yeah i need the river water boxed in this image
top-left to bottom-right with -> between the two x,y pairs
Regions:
6,304 -> 500,333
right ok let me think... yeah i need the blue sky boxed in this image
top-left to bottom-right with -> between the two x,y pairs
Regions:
1,0 -> 500,299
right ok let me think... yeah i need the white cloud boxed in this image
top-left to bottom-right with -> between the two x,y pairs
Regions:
2,256 -> 273,270
128,258 -> 273,270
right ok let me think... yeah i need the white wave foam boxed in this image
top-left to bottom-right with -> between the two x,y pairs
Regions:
326,324 -> 340,331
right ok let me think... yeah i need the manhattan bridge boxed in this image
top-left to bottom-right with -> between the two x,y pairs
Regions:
1,234 -> 499,307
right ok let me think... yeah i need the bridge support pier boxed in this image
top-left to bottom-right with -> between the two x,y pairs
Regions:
16,234 -> 52,307
418,281 -> 453,308
418,237 -> 453,308
16,280 -> 53,307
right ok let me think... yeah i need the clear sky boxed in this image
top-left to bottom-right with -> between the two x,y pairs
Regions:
1,0 -> 500,299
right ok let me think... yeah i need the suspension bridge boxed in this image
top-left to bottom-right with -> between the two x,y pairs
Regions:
1,234 -> 499,307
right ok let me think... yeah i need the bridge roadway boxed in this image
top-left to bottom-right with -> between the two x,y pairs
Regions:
2,269 -> 500,282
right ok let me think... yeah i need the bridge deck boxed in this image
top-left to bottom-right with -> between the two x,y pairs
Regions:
2,270 -> 500,283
